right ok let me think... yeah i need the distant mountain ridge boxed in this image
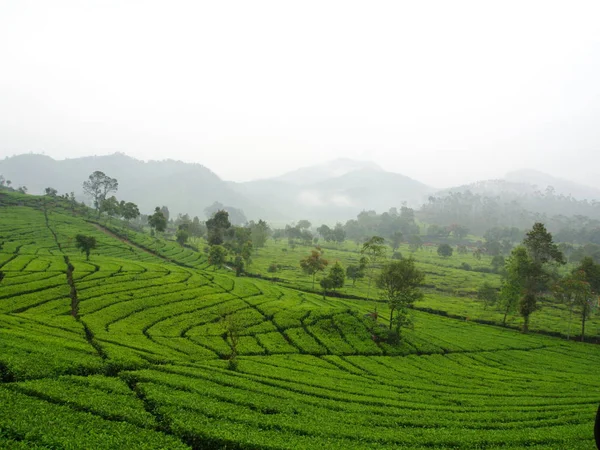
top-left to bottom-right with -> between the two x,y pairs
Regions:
2,153 -> 599,222
0,153 -> 267,220
230,159 -> 434,222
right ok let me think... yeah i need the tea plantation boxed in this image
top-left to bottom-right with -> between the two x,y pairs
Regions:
1,192 -> 599,449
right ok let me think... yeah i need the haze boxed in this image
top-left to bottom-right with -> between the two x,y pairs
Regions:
1,0 -> 600,187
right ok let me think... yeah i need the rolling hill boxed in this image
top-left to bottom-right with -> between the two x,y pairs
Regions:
0,190 -> 599,448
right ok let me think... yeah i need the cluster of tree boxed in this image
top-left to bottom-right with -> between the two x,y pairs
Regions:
479,222 -> 600,340
420,189 -> 600,236
426,223 -> 469,239
316,223 -> 346,244
205,210 -> 271,275
298,234 -> 426,342
343,207 -> 419,245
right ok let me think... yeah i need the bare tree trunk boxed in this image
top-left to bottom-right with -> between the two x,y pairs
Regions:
581,314 -> 586,342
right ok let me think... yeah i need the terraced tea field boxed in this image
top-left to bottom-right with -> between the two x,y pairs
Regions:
1,193 -> 599,448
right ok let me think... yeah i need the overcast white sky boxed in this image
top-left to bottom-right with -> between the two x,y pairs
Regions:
1,0 -> 600,187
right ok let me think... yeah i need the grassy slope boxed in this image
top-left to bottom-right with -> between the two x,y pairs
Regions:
246,238 -> 600,340
0,191 -> 599,449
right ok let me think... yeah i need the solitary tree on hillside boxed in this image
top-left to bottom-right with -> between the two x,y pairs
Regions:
377,258 -> 425,337
300,249 -> 329,289
82,171 -> 118,215
75,234 -> 97,260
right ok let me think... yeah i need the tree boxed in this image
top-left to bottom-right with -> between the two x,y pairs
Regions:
176,228 -> 189,246
83,171 -> 118,215
220,310 -> 242,370
376,258 -> 425,336
241,241 -> 253,267
490,255 -> 505,273
17,186 -> 27,194
99,196 -> 120,220
233,255 -> 245,277
553,270 -> 592,340
300,249 -> 329,289
408,235 -> 423,252
332,223 -> 346,245
346,264 -> 365,286
208,245 -> 227,270
326,261 -> 345,290
317,224 -> 334,242
516,223 -> 565,332
437,243 -> 453,258
297,220 -> 311,230
249,219 -> 270,248
555,257 -> 600,341
44,187 -> 57,197
361,236 -> 387,302
206,210 -> 232,245
523,222 -> 565,265
478,282 -> 498,309
390,231 -> 403,252
148,207 -> 167,235
121,202 -> 140,222
75,234 -> 97,260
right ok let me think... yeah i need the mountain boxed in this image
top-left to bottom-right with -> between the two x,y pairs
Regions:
0,153 -> 267,219
504,169 -> 600,201
231,159 -> 434,222
272,158 -> 383,185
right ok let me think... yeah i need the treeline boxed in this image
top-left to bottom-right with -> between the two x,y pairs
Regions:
420,189 -> 600,236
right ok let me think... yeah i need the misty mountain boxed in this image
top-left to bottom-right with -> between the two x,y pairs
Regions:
439,169 -> 600,202
0,153 -> 267,219
505,169 -> 600,201
271,158 -> 383,185
230,159 -> 434,222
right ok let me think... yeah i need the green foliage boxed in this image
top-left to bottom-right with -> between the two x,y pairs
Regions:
377,258 -> 425,336
175,228 -> 189,246
147,207 -> 167,234
82,171 -> 118,213
437,243 -> 453,258
75,234 -> 97,260
478,282 -> 498,308
300,249 -> 328,289
206,209 -> 231,245
208,245 -> 227,269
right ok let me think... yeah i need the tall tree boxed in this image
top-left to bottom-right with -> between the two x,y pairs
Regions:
82,171 -> 118,215
377,258 -> 425,336
507,223 -> 565,333
206,210 -> 231,245
361,236 -> 387,302
300,249 -> 329,289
